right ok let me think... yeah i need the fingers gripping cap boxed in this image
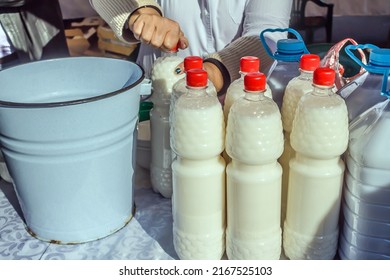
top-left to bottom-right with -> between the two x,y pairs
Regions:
244,72 -> 266,91
240,56 -> 260,73
186,69 -> 208,87
313,67 -> 336,86
300,54 -> 320,71
184,56 -> 203,71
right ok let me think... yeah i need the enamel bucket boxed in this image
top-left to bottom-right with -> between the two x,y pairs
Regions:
0,57 -> 150,243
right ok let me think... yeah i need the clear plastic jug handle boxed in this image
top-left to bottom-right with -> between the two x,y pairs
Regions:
259,28 -> 308,59
321,38 -> 368,90
345,44 -> 380,72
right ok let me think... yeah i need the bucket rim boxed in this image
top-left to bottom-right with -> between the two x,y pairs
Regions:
0,57 -> 145,108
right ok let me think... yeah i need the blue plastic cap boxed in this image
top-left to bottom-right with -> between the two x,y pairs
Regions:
369,48 -> 390,67
275,39 -> 307,62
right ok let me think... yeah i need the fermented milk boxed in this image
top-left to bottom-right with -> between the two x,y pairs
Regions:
171,69 -> 226,259
283,68 -> 349,259
279,54 -> 320,227
222,56 -> 271,164
169,56 -> 217,162
150,46 -> 184,198
225,72 -> 284,260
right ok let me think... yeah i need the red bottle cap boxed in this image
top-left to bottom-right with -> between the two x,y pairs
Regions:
184,56 -> 203,71
186,69 -> 208,87
313,67 -> 335,86
300,54 -> 320,71
240,56 -> 260,73
244,72 -> 266,91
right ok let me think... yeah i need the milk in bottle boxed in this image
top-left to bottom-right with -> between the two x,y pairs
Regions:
279,54 -> 320,227
283,67 -> 349,260
171,69 -> 226,260
225,72 -> 284,260
149,46 -> 184,198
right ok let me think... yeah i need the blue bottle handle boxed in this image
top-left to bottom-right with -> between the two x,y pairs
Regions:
259,28 -> 308,59
345,44 -> 390,98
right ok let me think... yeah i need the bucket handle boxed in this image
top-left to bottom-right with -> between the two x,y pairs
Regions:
345,44 -> 390,98
259,28 -> 308,59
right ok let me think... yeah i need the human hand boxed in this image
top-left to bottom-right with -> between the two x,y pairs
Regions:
128,7 -> 189,52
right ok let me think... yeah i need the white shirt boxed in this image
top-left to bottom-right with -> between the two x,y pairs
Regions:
0,23 -> 13,59
137,0 -> 292,76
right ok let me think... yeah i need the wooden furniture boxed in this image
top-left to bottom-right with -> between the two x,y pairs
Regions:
290,0 -> 334,43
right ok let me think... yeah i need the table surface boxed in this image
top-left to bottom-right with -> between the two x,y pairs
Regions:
0,165 -> 179,260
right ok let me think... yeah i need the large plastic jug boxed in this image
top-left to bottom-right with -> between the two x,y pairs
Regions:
260,28 -> 309,109
338,44 -> 390,122
338,46 -> 390,260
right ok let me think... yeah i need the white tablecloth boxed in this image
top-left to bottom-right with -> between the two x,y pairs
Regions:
0,166 -> 178,260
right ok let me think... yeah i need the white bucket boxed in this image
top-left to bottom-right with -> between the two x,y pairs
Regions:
0,57 -> 150,243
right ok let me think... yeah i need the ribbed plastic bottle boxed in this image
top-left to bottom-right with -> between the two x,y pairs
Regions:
338,46 -> 390,260
149,45 -> 184,198
171,69 -> 226,260
260,28 -> 310,109
283,67 -> 349,260
279,54 -> 320,227
223,56 -> 272,122
225,72 -> 283,260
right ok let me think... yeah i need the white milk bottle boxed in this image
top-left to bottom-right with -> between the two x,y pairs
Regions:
170,56 -> 217,162
222,56 -> 272,164
223,56 -> 272,122
225,72 -> 284,260
171,69 -> 226,260
283,67 -> 349,260
150,45 -> 184,198
279,54 -> 320,227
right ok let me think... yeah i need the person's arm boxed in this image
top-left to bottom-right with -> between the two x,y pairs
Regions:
204,0 -> 293,95
91,0 -> 188,51
204,36 -> 274,95
90,0 -> 162,43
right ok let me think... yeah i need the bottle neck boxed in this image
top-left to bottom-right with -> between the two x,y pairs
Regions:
312,84 -> 334,97
162,50 -> 178,57
244,89 -> 265,101
186,86 -> 208,96
298,69 -> 314,81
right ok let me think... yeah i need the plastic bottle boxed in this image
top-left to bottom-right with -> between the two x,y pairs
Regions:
279,54 -> 320,227
338,44 -> 390,122
225,72 -> 283,260
260,28 -> 310,109
283,67 -> 349,260
149,45 -> 184,198
223,56 -> 272,122
337,46 -> 390,260
171,69 -> 226,260
169,56 -> 217,162
170,56 -> 217,116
